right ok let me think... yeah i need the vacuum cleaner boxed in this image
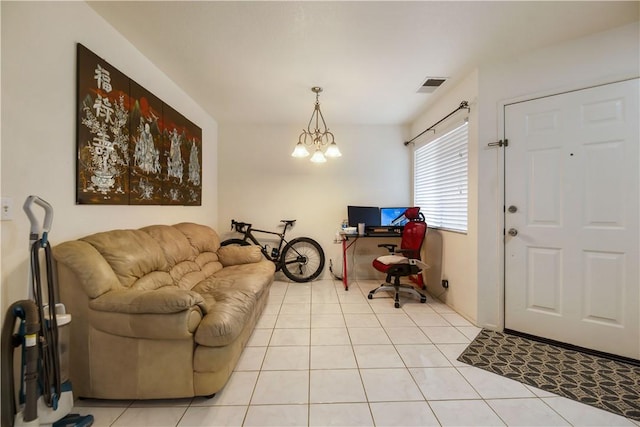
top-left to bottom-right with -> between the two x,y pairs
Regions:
1,196 -> 93,427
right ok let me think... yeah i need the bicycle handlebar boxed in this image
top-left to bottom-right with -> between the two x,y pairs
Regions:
230,218 -> 298,235
230,219 -> 251,234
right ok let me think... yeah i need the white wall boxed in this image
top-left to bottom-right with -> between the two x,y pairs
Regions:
475,22 -> 640,329
0,2 -> 218,311
409,70 -> 479,322
218,123 -> 410,282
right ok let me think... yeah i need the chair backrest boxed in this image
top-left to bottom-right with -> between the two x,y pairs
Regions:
400,208 -> 427,260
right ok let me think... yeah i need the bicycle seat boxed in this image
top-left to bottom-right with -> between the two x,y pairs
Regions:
281,220 -> 296,226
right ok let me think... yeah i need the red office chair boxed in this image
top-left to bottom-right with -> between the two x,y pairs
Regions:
368,207 -> 428,308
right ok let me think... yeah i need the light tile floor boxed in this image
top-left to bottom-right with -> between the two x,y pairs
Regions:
73,279 -> 640,426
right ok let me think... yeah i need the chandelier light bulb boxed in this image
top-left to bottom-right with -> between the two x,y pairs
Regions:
310,148 -> 327,163
324,141 -> 342,158
292,87 -> 341,163
291,141 -> 310,158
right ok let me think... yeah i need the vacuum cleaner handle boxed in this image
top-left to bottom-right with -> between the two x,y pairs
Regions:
23,195 -> 54,246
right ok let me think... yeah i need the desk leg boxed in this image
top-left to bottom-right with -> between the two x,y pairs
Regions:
342,238 -> 348,291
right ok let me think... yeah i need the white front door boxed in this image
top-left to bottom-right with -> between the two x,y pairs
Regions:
504,79 -> 639,360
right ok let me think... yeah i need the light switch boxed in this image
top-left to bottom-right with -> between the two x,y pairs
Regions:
1,197 -> 13,221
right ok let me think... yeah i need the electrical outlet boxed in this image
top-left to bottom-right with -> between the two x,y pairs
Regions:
1,197 -> 14,221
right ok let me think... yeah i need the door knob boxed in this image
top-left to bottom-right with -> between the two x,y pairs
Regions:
508,228 -> 518,237
508,205 -> 518,213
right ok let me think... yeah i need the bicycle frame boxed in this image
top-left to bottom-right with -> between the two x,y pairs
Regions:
232,221 -> 294,267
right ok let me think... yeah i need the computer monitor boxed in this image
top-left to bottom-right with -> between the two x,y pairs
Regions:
347,206 -> 380,227
380,207 -> 409,227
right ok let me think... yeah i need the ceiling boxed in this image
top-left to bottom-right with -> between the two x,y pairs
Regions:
89,1 -> 638,126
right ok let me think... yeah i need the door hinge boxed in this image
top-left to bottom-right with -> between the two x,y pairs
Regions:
488,139 -> 508,148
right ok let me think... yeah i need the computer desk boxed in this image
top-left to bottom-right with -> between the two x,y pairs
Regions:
339,232 -> 401,290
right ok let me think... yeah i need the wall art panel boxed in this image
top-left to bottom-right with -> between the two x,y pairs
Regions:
76,43 -> 202,206
129,81 -> 164,204
162,103 -> 202,205
76,44 -> 130,204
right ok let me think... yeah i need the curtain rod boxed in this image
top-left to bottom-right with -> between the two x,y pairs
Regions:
404,101 -> 470,146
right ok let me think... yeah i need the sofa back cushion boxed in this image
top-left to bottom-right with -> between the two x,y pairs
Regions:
141,224 -> 195,265
82,229 -> 168,288
138,223 -> 227,290
170,223 -> 224,289
173,223 -> 221,253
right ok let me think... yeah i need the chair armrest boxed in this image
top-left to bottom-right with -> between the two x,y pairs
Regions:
89,287 -> 206,314
381,257 -> 430,277
378,243 -> 398,253
408,258 -> 430,270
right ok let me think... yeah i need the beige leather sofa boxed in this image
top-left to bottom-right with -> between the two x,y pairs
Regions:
53,222 -> 275,400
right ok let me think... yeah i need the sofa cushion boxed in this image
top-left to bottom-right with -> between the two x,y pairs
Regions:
174,222 -> 221,253
211,261 -> 275,299
194,287 -> 256,347
82,229 -> 168,288
191,277 -> 235,295
217,245 -> 263,266
130,271 -> 174,291
141,225 -> 225,289
197,253 -> 223,277
141,224 -> 195,265
176,270 -> 207,291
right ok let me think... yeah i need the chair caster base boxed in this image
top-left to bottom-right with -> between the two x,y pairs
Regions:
368,283 -> 427,308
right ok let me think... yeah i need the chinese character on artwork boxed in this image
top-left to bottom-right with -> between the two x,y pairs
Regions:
94,64 -> 113,92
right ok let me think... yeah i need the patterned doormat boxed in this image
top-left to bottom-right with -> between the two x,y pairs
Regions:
457,329 -> 640,421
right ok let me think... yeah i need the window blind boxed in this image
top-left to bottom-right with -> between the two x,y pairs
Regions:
413,121 -> 468,233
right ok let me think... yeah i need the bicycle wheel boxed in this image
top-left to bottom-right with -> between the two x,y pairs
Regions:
220,238 -> 250,247
281,237 -> 325,282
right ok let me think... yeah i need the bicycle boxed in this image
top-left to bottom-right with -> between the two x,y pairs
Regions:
221,219 -> 325,283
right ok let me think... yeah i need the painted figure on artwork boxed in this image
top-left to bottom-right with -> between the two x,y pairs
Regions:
188,139 -> 200,186
167,128 -> 184,183
134,120 -> 161,174
136,177 -> 155,201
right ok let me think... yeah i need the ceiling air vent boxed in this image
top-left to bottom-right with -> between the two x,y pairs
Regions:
418,77 -> 447,93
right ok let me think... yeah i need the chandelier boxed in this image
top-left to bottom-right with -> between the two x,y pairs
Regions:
291,87 -> 341,163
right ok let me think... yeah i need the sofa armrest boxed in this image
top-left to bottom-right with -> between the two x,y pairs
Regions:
217,245 -> 262,266
89,287 -> 206,314
54,240 -> 121,298
88,288 -> 206,340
